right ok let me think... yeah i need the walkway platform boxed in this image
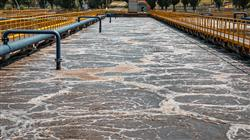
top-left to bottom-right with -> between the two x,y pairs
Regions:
0,18 -> 250,139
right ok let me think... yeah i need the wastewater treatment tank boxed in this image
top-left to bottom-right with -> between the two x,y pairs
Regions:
0,17 -> 250,139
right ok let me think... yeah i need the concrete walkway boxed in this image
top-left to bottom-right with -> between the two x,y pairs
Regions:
0,17 -> 250,140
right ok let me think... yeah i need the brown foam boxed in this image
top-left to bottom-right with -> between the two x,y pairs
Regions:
57,64 -> 143,81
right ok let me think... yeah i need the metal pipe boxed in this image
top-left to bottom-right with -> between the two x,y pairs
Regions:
106,13 -> 112,23
0,17 -> 9,21
78,16 -> 102,33
2,30 -> 62,70
0,17 -> 103,67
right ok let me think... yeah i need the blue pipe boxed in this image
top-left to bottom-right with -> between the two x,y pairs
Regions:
0,16 -> 104,59
106,13 -> 112,23
0,17 -> 8,21
78,16 -> 102,33
2,30 -> 62,70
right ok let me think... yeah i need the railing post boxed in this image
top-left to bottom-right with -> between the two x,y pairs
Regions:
2,30 -> 62,70
78,16 -> 102,33
106,13 -> 112,23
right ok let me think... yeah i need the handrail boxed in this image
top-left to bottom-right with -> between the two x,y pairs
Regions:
2,30 -> 62,70
233,12 -> 247,19
77,16 -> 102,33
0,18 -> 100,69
106,13 -> 112,23
150,11 -> 250,56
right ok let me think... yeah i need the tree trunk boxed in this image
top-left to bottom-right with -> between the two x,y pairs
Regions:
78,0 -> 83,9
184,4 -> 187,12
12,0 -> 20,9
192,6 -> 196,12
50,3 -> 54,9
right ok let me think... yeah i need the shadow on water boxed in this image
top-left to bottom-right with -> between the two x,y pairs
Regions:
0,42 -> 53,69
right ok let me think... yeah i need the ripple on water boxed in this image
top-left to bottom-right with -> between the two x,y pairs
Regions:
0,17 -> 250,139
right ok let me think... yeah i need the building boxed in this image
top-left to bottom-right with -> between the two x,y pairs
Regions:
128,0 -> 149,13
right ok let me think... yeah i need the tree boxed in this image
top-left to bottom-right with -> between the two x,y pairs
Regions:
181,0 -> 189,12
39,0 -> 47,8
146,0 -> 156,9
165,0 -> 171,10
189,0 -> 199,12
214,0 -> 223,10
239,0 -> 250,10
19,0 -> 32,8
232,0 -> 240,9
78,0 -> 84,9
158,0 -> 166,9
57,0 -> 76,9
88,0 -> 100,8
47,0 -> 55,9
0,0 -> 8,9
171,0 -> 180,11
12,0 -> 20,9
99,0 -> 105,8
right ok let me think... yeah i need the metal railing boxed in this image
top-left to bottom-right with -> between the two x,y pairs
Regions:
0,9 -> 53,19
2,30 -> 62,70
78,16 -> 102,33
0,10 -> 105,44
0,17 -> 104,68
150,10 -> 250,55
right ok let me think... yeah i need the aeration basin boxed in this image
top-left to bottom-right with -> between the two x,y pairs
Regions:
0,17 -> 249,139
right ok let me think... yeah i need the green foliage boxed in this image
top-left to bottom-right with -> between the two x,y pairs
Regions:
239,0 -> 250,10
158,0 -> 166,9
6,5 -> 13,10
39,0 -> 47,8
12,0 -> 20,9
181,0 -> 189,11
57,0 -> 76,9
214,0 -> 223,10
87,0 -> 108,9
189,0 -> 199,11
19,0 -> 32,7
146,0 -> 156,9
171,0 -> 180,11
233,0 -> 239,8
20,5 -> 26,10
0,0 -> 8,9
165,0 -> 172,9
47,0 -> 55,9
157,0 -> 171,10
88,0 -> 101,8
78,0 -> 84,9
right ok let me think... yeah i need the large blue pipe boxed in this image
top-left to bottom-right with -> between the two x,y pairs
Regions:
2,30 -> 62,70
77,16 -> 102,33
0,16 -> 104,57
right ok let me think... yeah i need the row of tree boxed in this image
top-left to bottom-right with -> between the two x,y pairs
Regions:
1,0 -> 249,11
145,0 -> 250,11
147,0 -> 200,11
233,0 -> 250,10
0,0 -> 113,9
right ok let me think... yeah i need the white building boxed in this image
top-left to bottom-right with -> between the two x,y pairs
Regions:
128,0 -> 149,13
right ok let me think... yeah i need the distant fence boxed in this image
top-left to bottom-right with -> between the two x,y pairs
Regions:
150,10 -> 250,55
0,10 -> 105,43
